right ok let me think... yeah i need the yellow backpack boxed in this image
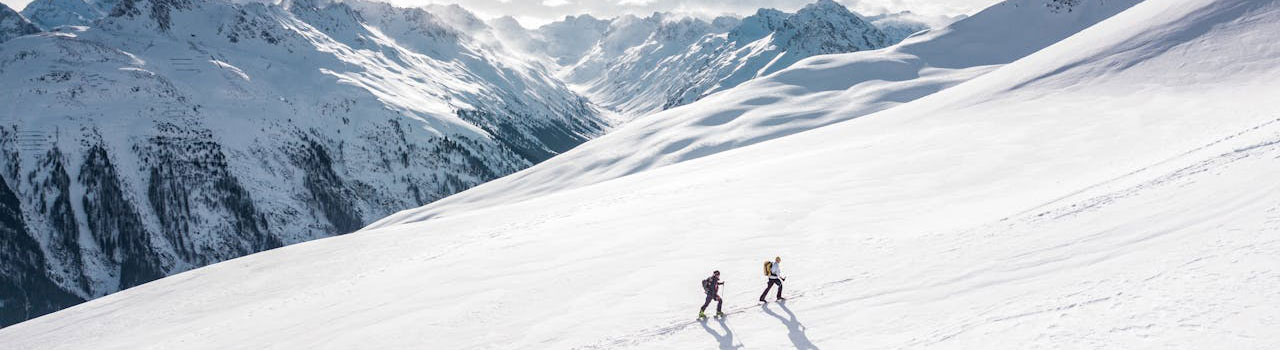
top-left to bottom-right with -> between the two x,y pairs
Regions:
763,261 -> 772,276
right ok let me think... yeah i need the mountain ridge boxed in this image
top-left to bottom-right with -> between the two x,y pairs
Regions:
0,2 -> 40,42
556,0 -> 899,117
370,0 -> 1144,227
0,0 -> 607,326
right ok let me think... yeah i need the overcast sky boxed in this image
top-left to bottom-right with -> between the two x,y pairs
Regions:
2,0 -> 1000,27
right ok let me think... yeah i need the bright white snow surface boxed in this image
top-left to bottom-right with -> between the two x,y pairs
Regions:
3,0 -> 1280,348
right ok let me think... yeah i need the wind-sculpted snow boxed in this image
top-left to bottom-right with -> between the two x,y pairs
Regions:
3,0 -> 1278,348
372,0 -> 1144,227
0,0 -> 607,326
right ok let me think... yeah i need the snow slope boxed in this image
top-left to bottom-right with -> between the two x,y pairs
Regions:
371,0 -> 1143,226
3,0 -> 1279,348
0,0 -> 606,326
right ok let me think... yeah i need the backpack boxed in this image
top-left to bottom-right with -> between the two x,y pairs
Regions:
702,278 -> 714,293
763,261 -> 773,276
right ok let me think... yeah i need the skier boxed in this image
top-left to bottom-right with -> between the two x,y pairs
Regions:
699,270 -> 725,319
759,256 -> 785,302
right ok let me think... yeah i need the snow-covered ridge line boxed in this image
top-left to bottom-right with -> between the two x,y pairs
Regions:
0,0 -> 607,327
548,0 -> 907,117
19,0 -> 119,29
479,0 -> 959,119
0,2 -> 40,42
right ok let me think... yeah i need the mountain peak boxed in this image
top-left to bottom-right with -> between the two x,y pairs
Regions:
491,15 -> 522,27
802,0 -> 846,11
710,15 -> 740,31
793,0 -> 861,20
556,13 -> 604,26
784,0 -> 887,52
1,2 -> 41,42
423,3 -> 487,32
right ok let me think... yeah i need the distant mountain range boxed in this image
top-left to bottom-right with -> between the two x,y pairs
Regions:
495,0 -> 950,116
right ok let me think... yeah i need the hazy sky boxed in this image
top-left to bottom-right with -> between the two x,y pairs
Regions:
2,0 -> 999,27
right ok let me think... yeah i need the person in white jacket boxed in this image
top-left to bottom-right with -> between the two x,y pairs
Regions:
759,256 -> 786,302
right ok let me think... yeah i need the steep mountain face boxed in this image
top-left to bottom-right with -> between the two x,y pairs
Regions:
0,3 -> 40,42
0,168 -> 81,327
0,0 -> 606,327
19,0 -> 120,29
561,0 -> 894,117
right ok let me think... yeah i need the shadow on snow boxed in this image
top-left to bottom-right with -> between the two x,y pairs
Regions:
700,316 -> 743,350
762,301 -> 820,350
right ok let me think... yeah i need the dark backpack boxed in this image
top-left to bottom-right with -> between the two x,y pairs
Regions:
702,278 -> 714,293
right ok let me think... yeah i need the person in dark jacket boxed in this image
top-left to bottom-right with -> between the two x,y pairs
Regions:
700,270 -> 725,319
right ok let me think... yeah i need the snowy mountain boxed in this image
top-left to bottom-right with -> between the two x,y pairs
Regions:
4,0 -> 1278,348
865,11 -> 952,43
562,0 -> 896,117
0,3 -> 40,43
19,0 -> 119,29
373,0 -> 1144,223
530,14 -> 612,66
0,0 -> 607,326
0,0 -> 951,327
483,0 -> 947,118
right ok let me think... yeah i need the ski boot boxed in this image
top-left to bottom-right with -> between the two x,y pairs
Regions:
715,311 -> 726,318
698,311 -> 707,320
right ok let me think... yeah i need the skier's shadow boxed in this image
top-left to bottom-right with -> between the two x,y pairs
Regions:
700,317 -> 743,350
762,301 -> 820,350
